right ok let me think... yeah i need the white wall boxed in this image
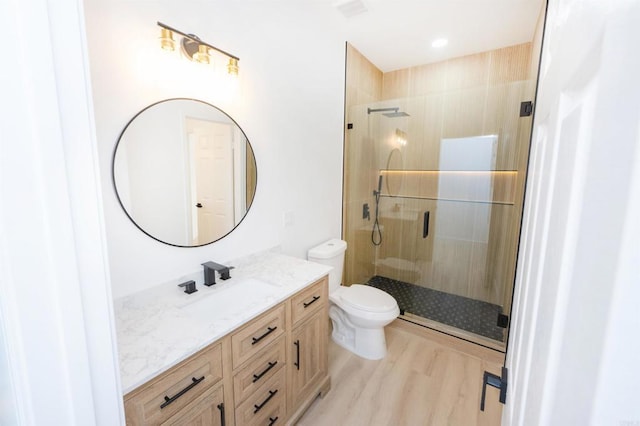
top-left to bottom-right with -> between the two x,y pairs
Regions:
505,0 -> 640,424
1,0 -> 122,423
83,1 -> 347,298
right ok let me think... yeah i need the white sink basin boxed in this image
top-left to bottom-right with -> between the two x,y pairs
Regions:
180,278 -> 278,322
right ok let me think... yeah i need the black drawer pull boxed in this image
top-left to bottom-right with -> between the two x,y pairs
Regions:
252,326 -> 277,345
303,295 -> 320,308
160,376 -> 204,409
217,403 -> 226,426
252,361 -> 278,383
269,416 -> 279,426
253,389 -> 278,414
294,340 -> 300,370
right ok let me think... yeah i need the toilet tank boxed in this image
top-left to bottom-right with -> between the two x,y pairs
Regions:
307,239 -> 347,293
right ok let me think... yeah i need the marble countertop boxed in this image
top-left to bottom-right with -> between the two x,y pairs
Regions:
114,250 -> 332,394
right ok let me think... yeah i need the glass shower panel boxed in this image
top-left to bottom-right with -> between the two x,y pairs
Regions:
344,78 -> 535,347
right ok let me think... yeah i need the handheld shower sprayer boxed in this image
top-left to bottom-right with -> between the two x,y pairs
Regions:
372,174 -> 383,246
374,175 -> 383,196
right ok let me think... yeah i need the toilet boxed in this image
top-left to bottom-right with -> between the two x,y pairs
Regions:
308,239 -> 399,360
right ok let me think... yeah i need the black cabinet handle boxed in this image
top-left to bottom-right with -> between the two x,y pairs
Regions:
252,361 -> 278,383
423,211 -> 430,238
196,203 -> 203,208
217,403 -> 225,426
251,326 -> 277,345
160,376 -> 204,409
294,340 -> 300,370
269,416 -> 279,426
253,389 -> 278,414
303,295 -> 320,308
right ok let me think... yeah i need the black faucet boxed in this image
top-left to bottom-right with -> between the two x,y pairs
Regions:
178,280 -> 197,294
201,261 -> 235,286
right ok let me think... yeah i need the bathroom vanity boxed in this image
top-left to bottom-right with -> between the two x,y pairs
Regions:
114,252 -> 331,425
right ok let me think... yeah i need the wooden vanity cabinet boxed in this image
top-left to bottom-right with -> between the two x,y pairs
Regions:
123,277 -> 330,425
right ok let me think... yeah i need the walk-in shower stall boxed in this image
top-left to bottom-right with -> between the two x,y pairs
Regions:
343,39 -> 541,349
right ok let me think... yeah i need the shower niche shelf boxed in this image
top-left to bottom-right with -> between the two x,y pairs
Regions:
379,169 -> 518,205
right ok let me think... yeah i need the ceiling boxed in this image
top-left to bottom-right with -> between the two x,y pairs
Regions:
332,0 -> 545,72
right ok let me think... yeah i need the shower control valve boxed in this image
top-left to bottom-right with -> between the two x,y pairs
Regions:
363,203 -> 370,220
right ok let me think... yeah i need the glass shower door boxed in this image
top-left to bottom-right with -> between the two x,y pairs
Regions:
343,76 -> 535,348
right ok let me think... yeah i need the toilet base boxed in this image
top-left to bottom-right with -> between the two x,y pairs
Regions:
329,306 -> 389,360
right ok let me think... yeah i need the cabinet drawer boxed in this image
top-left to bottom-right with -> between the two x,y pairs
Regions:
235,369 -> 286,426
124,343 -> 223,425
234,337 -> 286,405
161,384 -> 225,426
291,278 -> 327,326
232,304 -> 285,369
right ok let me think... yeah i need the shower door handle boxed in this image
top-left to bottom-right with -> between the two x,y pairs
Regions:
422,211 -> 430,238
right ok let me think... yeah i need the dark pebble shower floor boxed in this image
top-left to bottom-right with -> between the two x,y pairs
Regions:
366,275 -> 505,342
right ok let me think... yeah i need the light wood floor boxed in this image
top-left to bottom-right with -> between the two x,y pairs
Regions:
296,320 -> 505,426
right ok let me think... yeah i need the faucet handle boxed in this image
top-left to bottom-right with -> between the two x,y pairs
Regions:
178,280 -> 198,294
219,266 -> 235,280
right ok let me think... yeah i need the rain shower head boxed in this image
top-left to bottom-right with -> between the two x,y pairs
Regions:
367,107 -> 410,118
383,110 -> 410,118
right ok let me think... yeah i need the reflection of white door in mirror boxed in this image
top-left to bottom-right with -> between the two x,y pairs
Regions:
186,118 -> 234,245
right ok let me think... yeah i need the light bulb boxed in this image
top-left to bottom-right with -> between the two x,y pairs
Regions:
227,58 -> 239,75
193,44 -> 210,64
159,28 -> 175,51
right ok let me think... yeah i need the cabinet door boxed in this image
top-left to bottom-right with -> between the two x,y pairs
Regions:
161,385 -> 226,426
289,311 -> 327,412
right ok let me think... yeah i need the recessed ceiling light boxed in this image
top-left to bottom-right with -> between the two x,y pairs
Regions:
431,38 -> 448,48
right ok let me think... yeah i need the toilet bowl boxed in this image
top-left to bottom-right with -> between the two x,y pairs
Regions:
308,239 -> 399,360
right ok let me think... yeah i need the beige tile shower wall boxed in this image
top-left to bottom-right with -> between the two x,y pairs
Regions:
375,43 -> 534,307
382,43 -> 532,99
343,44 -> 383,286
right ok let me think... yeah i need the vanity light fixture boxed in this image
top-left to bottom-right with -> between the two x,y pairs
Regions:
157,21 -> 240,74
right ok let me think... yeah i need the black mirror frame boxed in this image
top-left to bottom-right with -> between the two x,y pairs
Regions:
111,98 -> 257,248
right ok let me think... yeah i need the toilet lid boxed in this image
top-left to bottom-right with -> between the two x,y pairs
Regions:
340,285 -> 397,313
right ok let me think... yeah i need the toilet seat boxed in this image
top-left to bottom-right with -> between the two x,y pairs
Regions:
339,285 -> 397,313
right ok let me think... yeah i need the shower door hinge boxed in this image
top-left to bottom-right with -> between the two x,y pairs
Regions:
520,101 -> 533,117
481,367 -> 508,411
347,123 -> 353,129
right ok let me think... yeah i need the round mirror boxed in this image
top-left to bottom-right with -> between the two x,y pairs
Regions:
112,98 -> 257,247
